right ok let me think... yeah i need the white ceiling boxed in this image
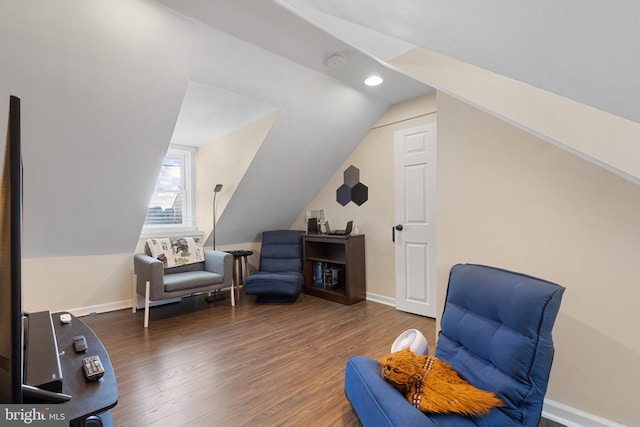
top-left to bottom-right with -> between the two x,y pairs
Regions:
155,0 -> 431,105
12,0 -> 637,256
5,0 -> 397,256
170,81 -> 279,147
280,0 -> 640,125
156,0 -> 640,128
154,0 -> 434,147
156,0 -> 640,146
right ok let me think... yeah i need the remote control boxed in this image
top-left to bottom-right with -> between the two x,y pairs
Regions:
73,335 -> 87,353
82,355 -> 105,382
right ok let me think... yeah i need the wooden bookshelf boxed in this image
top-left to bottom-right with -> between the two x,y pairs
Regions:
302,234 -> 365,305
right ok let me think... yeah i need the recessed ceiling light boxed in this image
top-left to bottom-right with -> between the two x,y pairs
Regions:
364,75 -> 384,87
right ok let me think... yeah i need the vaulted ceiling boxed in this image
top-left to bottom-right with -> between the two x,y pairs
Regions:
1,0 -> 431,257
156,0 -> 640,247
2,0 -> 638,258
282,0 -> 640,125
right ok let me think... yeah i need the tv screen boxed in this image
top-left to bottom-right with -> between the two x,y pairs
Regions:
0,95 -> 23,403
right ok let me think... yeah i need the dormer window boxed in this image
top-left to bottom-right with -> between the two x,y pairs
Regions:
142,144 -> 195,235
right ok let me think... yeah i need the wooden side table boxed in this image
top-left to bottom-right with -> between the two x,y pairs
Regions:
225,250 -> 253,304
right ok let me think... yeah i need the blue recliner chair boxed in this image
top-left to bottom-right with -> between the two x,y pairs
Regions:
243,229 -> 305,302
344,263 -> 565,426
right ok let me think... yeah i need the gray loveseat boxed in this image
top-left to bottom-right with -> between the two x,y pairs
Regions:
133,238 -> 233,327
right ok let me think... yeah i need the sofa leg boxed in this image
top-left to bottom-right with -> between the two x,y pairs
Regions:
144,280 -> 150,328
132,271 -> 137,314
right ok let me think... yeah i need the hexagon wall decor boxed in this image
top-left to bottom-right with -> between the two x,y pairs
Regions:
337,165 -> 368,206
337,184 -> 352,206
344,165 -> 360,187
351,182 -> 369,206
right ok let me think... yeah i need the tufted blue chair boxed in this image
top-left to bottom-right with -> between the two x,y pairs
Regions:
243,230 -> 305,303
344,263 -> 565,426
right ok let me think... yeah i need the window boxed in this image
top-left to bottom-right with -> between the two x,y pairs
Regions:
143,145 -> 195,234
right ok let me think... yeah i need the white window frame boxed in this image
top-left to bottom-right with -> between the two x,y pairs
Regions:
141,144 -> 197,237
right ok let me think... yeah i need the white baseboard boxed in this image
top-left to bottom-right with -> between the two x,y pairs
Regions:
66,292 -> 225,317
366,292 -> 396,307
542,399 -> 626,427
65,300 -> 132,318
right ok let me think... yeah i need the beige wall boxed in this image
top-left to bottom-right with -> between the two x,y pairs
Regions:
22,254 -> 133,315
392,47 -> 640,184
437,93 -> 640,426
195,111 -> 279,237
292,93 -> 436,301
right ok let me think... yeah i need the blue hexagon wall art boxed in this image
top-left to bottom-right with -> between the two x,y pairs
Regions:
337,184 -> 352,206
337,165 -> 368,206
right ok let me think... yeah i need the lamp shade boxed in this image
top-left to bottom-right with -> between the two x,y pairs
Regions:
391,329 -> 429,355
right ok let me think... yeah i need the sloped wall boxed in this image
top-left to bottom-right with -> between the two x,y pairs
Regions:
0,0 -> 389,260
391,47 -> 640,186
3,0 -> 390,312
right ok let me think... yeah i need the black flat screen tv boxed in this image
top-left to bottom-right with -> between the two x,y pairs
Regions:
0,95 -> 23,404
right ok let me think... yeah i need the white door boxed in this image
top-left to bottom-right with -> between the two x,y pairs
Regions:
394,124 -> 437,318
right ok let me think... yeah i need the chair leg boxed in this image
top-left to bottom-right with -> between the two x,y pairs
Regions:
132,271 -> 137,313
231,277 -> 235,307
240,255 -> 250,300
144,280 -> 150,328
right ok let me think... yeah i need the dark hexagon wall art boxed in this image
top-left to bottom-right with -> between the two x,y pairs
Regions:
336,165 -> 368,206
351,182 -> 369,206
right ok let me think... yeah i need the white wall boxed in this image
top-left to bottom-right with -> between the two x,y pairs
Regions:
437,93 -> 640,426
0,0 -> 390,260
292,93 -> 437,302
2,0 -> 391,312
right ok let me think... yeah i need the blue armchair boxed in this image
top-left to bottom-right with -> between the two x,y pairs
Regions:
344,263 -> 565,426
243,230 -> 305,302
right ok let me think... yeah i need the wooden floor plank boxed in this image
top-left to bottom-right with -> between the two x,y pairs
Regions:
81,291 -> 564,426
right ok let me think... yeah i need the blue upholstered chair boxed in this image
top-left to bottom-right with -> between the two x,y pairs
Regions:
243,230 -> 305,302
344,263 -> 565,426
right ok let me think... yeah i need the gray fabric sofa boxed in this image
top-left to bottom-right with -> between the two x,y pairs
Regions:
133,241 -> 233,327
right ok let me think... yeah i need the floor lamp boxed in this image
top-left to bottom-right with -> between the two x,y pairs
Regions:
207,184 -> 224,303
212,184 -> 223,250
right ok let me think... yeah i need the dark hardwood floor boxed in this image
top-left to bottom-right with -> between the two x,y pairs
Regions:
81,291 -> 564,426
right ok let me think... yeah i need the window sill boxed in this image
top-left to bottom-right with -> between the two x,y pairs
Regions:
140,228 -> 204,239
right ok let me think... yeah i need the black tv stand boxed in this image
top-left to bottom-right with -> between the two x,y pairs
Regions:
51,313 -> 118,427
22,384 -> 72,403
23,311 -> 64,394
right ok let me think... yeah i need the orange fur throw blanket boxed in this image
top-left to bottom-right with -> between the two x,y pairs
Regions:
378,348 -> 503,417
